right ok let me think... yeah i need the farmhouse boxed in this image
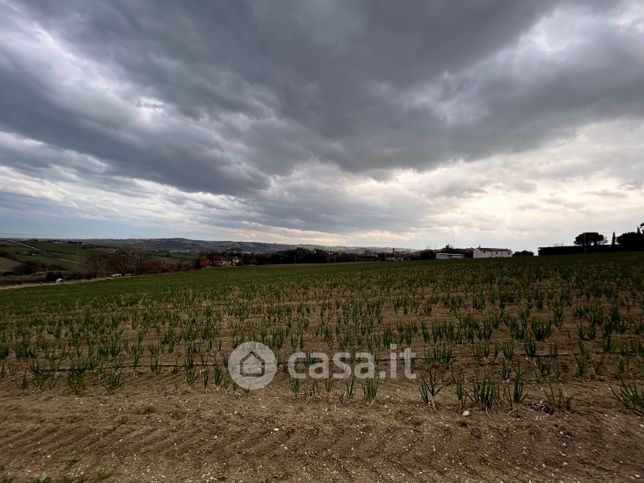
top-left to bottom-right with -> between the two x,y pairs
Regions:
473,247 -> 512,258
202,255 -> 241,267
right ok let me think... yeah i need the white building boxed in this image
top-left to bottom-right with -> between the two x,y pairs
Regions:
473,247 -> 512,258
436,252 -> 465,260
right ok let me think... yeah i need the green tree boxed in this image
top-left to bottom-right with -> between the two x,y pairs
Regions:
574,232 -> 606,247
616,231 -> 644,248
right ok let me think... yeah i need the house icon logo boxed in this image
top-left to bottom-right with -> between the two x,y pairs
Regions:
228,341 -> 276,390
240,351 -> 266,377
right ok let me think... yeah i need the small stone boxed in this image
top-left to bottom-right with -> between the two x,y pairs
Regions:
462,410 -> 470,417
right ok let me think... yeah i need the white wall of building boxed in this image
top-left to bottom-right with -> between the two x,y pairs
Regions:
436,253 -> 465,260
473,248 -> 512,258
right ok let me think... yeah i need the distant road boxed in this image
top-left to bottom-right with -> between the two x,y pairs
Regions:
0,276 -> 116,290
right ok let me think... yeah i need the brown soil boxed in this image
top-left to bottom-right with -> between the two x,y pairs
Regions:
1,373 -> 642,482
0,257 -> 20,273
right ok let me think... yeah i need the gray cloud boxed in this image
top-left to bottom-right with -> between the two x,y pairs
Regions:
0,0 -> 643,243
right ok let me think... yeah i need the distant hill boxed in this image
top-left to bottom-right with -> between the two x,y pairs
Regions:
0,239 -> 107,271
0,237 -> 416,285
81,238 -> 411,254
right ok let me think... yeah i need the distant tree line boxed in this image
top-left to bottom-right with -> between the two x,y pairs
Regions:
202,248 -> 382,266
540,222 -> 644,255
513,250 -> 534,257
206,246 -> 488,265
82,249 -> 193,278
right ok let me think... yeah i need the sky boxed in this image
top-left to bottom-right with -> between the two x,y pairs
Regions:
1,0 -> 643,251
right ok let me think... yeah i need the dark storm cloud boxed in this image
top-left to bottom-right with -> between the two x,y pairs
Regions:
0,0 -> 643,238
0,47 -> 268,195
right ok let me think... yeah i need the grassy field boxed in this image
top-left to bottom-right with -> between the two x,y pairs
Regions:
0,240 -> 106,272
0,254 -> 642,480
0,256 -> 20,273
0,240 -> 198,287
